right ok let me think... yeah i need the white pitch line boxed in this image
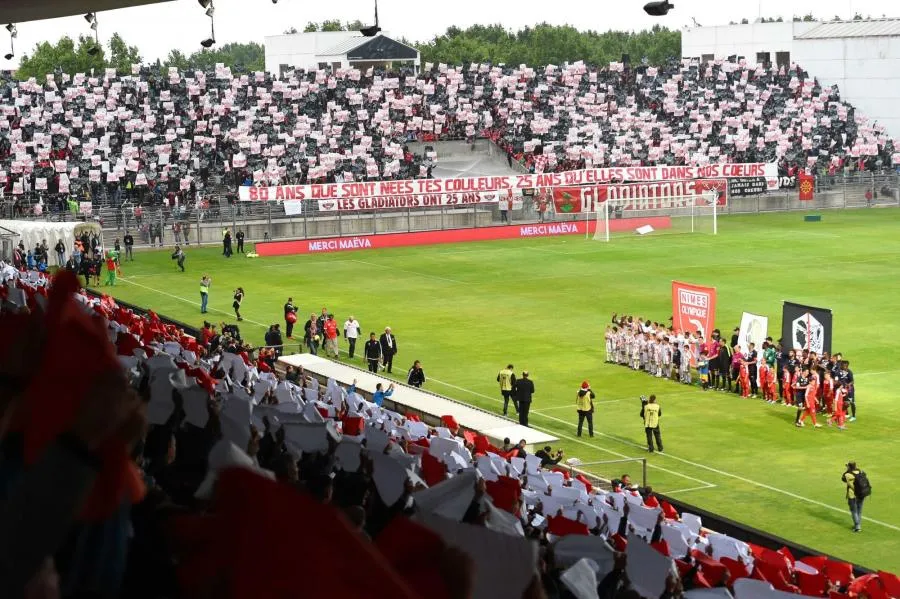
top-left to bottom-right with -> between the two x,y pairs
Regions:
116,276 -> 270,328
855,370 -> 899,378
347,259 -> 465,284
664,485 -> 718,495
428,377 -> 715,487
532,400 -> 622,412
426,376 -> 900,532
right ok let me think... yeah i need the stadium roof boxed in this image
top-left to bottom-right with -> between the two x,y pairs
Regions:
0,0 -> 174,24
319,35 -> 419,61
796,18 -> 900,39
318,36 -> 371,57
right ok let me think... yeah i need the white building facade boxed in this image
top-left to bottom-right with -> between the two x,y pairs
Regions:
682,19 -> 900,138
264,32 -> 420,76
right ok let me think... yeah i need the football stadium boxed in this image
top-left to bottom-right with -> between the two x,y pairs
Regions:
1,1 -> 900,598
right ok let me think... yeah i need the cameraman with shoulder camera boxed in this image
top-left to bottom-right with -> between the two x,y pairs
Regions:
641,395 -> 664,453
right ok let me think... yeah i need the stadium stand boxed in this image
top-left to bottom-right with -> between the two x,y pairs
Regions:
2,264 -> 899,598
0,58 -> 896,218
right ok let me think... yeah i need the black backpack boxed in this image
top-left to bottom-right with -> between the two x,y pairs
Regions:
854,471 -> 872,499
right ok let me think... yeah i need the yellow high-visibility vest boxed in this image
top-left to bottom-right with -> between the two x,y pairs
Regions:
643,403 -> 661,428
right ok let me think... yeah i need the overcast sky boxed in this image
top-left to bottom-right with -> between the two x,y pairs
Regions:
1,0 -> 898,71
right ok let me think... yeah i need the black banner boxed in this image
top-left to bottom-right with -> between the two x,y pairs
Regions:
781,302 -> 833,354
778,175 -> 797,189
521,188 -> 536,197
728,177 -> 769,197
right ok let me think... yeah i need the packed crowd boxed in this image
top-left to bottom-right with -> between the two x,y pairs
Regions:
1,57 -> 897,214
1,266 -> 895,599
605,315 -> 857,429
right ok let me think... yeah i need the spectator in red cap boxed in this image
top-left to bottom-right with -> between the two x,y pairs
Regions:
575,380 -> 596,437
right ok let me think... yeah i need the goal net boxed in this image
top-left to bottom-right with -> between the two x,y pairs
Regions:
592,191 -> 719,242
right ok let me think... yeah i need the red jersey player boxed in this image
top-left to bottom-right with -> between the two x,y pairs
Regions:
738,362 -> 751,398
782,366 -> 793,405
828,382 -> 848,430
765,362 -> 778,403
759,361 -> 772,402
798,370 -> 822,428
823,371 -> 835,413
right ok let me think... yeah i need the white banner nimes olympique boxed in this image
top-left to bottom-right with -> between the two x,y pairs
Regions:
737,311 -> 768,354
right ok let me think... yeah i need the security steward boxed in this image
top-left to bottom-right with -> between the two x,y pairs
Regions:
497,364 -> 518,417
641,394 -> 664,453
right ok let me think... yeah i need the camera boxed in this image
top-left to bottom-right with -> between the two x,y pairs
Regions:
640,395 -> 648,405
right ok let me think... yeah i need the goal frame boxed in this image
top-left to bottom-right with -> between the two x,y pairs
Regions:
590,192 -> 718,242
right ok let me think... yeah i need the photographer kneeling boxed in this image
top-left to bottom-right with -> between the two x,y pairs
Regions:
640,395 -> 664,453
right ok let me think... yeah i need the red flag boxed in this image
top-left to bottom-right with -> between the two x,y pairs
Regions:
798,173 -> 815,201
552,187 -> 584,214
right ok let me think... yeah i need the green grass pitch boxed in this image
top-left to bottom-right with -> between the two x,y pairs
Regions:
100,209 -> 900,571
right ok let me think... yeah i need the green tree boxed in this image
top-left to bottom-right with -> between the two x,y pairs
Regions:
107,32 -> 142,74
300,19 -> 368,32
163,49 -> 189,70
17,35 -> 106,79
283,27 -> 299,34
320,19 -> 343,32
177,42 -> 265,72
416,23 -> 680,68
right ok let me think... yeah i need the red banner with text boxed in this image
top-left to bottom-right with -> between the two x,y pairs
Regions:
255,216 -> 672,256
549,178 -> 727,214
238,162 -> 777,202
672,280 -> 717,341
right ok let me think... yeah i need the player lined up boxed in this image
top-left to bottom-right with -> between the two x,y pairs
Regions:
606,314 -> 857,429
604,317 -> 702,386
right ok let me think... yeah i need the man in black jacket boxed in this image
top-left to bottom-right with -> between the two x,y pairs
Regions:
270,324 -> 284,357
379,327 -> 398,373
515,371 -> 535,426
364,333 -> 382,373
54,239 -> 66,266
283,297 -> 297,339
535,445 -> 563,467
123,231 -> 134,261
236,230 -> 245,254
